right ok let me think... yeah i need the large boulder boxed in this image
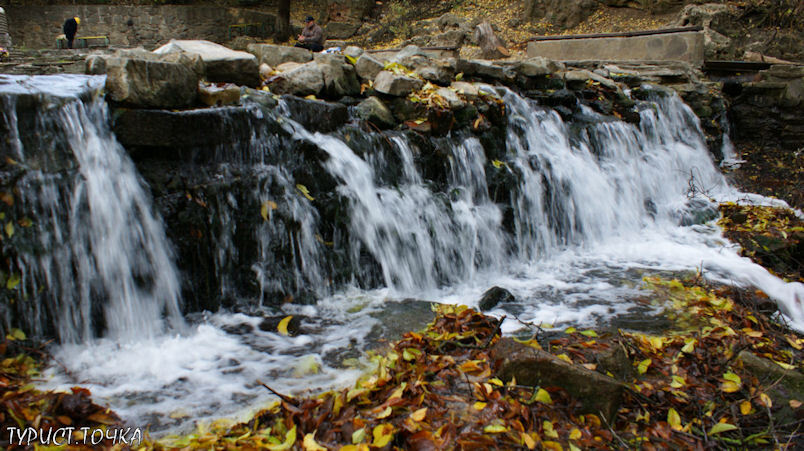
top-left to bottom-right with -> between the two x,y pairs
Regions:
355,53 -> 384,81
268,62 -> 325,97
86,48 -> 205,78
314,53 -> 361,98
104,58 -> 199,109
491,337 -> 626,420
247,43 -> 313,68
456,59 -> 513,81
154,40 -> 259,87
281,95 -> 348,133
355,96 -> 395,129
373,70 -> 424,97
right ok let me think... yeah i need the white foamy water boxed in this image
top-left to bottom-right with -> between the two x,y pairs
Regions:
21,80 -> 802,433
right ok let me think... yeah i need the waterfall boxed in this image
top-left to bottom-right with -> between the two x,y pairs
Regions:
2,74 -> 797,432
0,74 -> 183,342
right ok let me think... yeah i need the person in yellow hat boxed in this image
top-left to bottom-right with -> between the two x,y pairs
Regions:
63,16 -> 80,49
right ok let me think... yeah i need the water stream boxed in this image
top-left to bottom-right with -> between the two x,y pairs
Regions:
1,74 -> 801,433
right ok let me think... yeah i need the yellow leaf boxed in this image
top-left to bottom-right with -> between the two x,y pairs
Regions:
303,432 -> 327,451
376,406 -> 392,419
261,200 -> 277,220
543,420 -> 558,438
740,400 -> 752,415
557,353 -> 572,364
277,315 -> 293,336
569,444 -> 581,451
6,328 -> 25,341
789,400 -> 801,409
681,338 -> 696,353
473,401 -> 486,410
296,184 -> 315,201
372,424 -> 394,448
352,428 -> 366,444
670,375 -> 686,389
667,408 -> 682,431
773,361 -> 795,370
304,95 -> 317,100
5,221 -> 14,238
520,431 -> 536,450
410,407 -> 427,422
708,422 -> 737,435
721,381 -> 741,393
580,329 -> 598,337
6,273 -> 20,290
758,393 -> 772,408
266,425 -> 296,451
649,336 -> 664,350
786,336 -> 803,350
637,358 -> 652,374
388,382 -> 407,401
564,327 -> 576,334
488,378 -> 504,386
534,388 -> 552,405
484,423 -> 508,433
569,428 -> 581,440
542,441 -> 563,451
455,72 -> 464,81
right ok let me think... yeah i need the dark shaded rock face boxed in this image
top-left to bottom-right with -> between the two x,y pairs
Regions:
478,286 -> 516,311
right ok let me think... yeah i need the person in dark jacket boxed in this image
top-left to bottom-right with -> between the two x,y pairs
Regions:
295,16 -> 324,52
63,16 -> 80,49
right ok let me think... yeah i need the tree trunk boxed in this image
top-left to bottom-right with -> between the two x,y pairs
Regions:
276,0 -> 291,43
474,21 -> 509,60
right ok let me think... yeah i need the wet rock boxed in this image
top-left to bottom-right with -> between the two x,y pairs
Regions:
105,58 -> 199,109
354,53 -> 384,81
247,43 -> 313,68
373,70 -> 424,97
258,314 -> 307,336
155,40 -> 259,87
594,344 -> 633,382
240,87 -> 278,109
739,350 -> 804,426
450,81 -> 480,100
679,198 -> 719,226
356,96 -> 395,129
491,337 -> 625,420
478,286 -> 515,311
281,95 -> 348,133
198,82 -> 241,107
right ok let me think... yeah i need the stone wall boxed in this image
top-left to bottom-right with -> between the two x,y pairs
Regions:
527,30 -> 704,66
4,5 -> 276,49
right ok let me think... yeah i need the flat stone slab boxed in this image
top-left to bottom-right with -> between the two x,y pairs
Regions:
155,39 -> 259,87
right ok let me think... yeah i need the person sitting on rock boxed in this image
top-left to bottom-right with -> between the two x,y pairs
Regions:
295,16 -> 324,52
63,16 -> 80,49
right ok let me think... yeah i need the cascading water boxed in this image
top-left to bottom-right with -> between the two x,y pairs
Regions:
1,74 -> 800,433
0,74 -> 183,342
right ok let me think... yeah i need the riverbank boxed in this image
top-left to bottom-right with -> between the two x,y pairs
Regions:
3,275 -> 801,449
